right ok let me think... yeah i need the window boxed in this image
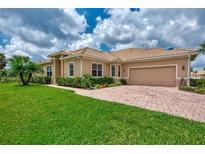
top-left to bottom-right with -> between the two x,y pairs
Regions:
118,64 -> 121,77
68,62 -> 74,77
47,66 -> 52,77
111,64 -> 116,77
92,63 -> 102,77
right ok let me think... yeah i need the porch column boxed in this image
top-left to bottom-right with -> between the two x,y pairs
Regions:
80,58 -> 83,77
61,56 -> 64,77
53,58 -> 56,84
187,55 -> 191,86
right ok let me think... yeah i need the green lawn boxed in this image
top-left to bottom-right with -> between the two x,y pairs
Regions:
0,83 -> 205,144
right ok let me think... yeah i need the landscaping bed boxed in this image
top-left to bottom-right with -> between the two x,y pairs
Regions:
56,74 -> 127,89
179,86 -> 205,94
179,79 -> 205,94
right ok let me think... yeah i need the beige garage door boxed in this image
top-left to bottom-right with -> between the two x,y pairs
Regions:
129,66 -> 176,87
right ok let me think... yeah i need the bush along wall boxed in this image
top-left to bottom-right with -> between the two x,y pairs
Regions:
56,75 -> 119,89
179,79 -> 205,94
31,76 -> 51,84
190,79 -> 205,88
0,77 -> 18,83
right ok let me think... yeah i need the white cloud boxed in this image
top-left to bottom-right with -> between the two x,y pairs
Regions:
14,50 -> 31,58
0,8 -> 205,68
192,54 -> 205,68
93,8 -> 205,50
91,8 -> 205,68
0,8 -> 88,60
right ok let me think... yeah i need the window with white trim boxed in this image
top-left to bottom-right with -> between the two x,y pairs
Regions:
118,64 -> 121,77
111,64 -> 116,77
47,66 -> 52,77
92,63 -> 102,77
68,62 -> 74,77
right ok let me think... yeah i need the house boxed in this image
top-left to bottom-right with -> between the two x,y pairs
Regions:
38,47 -> 198,87
191,70 -> 205,79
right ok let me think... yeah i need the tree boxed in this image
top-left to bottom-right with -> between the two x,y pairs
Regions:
9,55 -> 41,85
0,52 -> 7,70
198,41 -> 205,54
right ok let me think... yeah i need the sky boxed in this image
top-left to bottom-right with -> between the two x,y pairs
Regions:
0,8 -> 205,69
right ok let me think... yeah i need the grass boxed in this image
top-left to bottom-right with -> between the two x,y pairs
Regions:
0,83 -> 205,144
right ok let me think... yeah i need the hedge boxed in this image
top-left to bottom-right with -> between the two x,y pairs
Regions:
56,75 -> 115,89
92,76 -> 113,85
190,79 -> 205,88
31,76 -> 51,84
0,77 -> 17,83
119,78 -> 127,85
179,86 -> 205,94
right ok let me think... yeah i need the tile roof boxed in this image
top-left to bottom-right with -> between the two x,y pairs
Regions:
110,48 -> 197,60
51,47 -> 198,61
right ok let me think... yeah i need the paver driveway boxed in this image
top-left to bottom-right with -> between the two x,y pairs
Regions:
49,85 -> 205,122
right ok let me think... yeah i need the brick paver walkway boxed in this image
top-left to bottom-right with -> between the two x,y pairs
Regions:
48,85 -> 205,122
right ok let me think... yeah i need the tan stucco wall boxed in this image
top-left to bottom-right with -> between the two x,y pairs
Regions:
63,58 -> 81,77
55,59 -> 61,78
82,59 -> 110,77
121,57 -> 188,86
121,57 -> 188,78
40,63 -> 54,82
41,63 -> 54,76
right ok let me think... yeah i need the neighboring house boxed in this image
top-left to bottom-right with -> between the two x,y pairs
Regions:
191,70 -> 205,79
38,47 -> 198,87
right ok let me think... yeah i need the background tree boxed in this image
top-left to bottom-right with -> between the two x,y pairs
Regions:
198,41 -> 205,54
9,55 -> 41,85
0,52 -> 7,70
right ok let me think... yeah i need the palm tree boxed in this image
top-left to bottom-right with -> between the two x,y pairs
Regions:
0,52 -> 7,70
198,41 -> 205,54
9,55 -> 41,85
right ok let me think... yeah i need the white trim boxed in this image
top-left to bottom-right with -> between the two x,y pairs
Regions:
67,61 -> 74,77
126,64 -> 188,81
46,65 -> 53,77
110,64 -> 117,77
91,62 -> 104,77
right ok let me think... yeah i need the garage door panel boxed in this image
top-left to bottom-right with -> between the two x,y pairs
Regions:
129,66 -> 176,87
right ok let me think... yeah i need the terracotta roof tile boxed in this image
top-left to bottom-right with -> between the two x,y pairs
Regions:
56,47 -> 198,61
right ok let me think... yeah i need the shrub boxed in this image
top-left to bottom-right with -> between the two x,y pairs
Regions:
81,74 -> 93,89
179,86 -> 205,94
92,77 -> 113,85
31,76 -> 51,84
194,88 -> 205,94
179,86 -> 196,92
56,77 -> 82,87
71,77 -> 82,88
0,77 -> 17,83
56,75 -> 120,89
56,77 -> 65,86
190,79 -> 205,88
119,78 -> 127,85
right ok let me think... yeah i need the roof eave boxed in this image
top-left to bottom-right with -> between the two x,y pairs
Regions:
60,54 -> 109,62
126,51 -> 199,62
